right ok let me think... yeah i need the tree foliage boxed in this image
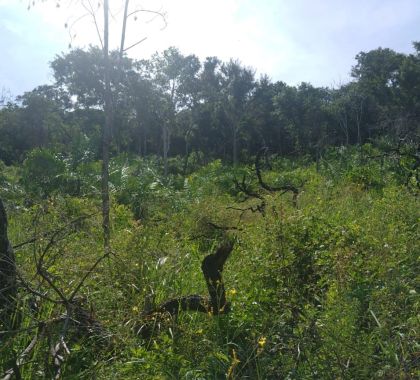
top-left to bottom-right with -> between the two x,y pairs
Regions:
2,43 -> 419,166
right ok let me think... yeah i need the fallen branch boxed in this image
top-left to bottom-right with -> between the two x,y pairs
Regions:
156,295 -> 209,315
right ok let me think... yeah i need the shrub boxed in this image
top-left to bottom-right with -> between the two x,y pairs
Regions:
21,148 -> 66,197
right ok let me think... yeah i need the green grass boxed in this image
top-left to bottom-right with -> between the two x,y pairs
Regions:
1,147 -> 419,379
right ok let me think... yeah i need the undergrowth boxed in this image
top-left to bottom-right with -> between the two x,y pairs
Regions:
0,145 -> 418,379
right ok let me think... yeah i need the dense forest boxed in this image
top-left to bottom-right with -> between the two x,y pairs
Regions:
0,40 -> 419,379
0,43 -> 419,166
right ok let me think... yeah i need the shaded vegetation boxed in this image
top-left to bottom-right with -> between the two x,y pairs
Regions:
1,144 -> 418,379
0,42 -> 419,379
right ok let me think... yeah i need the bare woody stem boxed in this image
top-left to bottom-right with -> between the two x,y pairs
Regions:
102,0 -> 111,252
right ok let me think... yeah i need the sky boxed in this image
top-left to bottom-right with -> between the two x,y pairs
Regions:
0,0 -> 419,97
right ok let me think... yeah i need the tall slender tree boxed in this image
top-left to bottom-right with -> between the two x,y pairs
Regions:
101,0 -> 111,250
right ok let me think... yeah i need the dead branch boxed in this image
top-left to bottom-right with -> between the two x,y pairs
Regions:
256,147 -> 301,207
123,37 -> 148,53
233,174 -> 264,201
230,148 -> 302,218
16,269 -> 61,305
156,295 -> 209,315
232,174 -> 267,216
50,308 -> 71,380
202,241 -> 234,315
135,241 -> 234,338
2,298 -> 110,378
126,9 -> 167,29
13,213 -> 96,250
69,250 -> 112,302
35,265 -> 67,305
2,323 -> 45,380
206,222 -> 240,231
0,316 -> 68,337
3,208 -> 111,378
81,0 -> 104,48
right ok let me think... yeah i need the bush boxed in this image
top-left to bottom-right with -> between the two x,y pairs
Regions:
21,148 -> 66,197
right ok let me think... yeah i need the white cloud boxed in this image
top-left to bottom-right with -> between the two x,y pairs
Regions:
1,0 -> 419,95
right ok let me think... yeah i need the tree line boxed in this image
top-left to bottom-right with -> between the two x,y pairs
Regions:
0,42 -> 419,166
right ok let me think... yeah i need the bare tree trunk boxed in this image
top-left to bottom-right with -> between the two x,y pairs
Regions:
163,123 -> 170,177
183,135 -> 189,175
119,0 -> 130,59
163,85 -> 176,178
143,129 -> 147,156
356,98 -> 364,145
0,198 -> 17,329
102,0 -> 111,251
138,120 -> 143,156
233,126 -> 238,167
338,112 -> 349,146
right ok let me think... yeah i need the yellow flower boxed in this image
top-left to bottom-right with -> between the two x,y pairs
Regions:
228,288 -> 237,296
258,336 -> 267,348
132,306 -> 139,313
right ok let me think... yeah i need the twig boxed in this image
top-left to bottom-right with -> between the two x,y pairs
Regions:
69,249 -> 112,302
0,317 -> 67,337
13,213 -> 96,250
16,269 -> 60,304
126,9 -> 167,29
123,37 -> 148,52
81,0 -> 104,48
36,266 -> 67,304
2,324 -> 45,380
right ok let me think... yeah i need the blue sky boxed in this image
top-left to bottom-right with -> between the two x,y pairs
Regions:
1,0 -> 419,97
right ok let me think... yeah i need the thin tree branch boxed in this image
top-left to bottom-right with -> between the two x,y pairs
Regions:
82,0 -> 104,49
13,213 -> 96,250
16,270 -> 60,304
36,266 -> 67,304
126,9 -> 167,29
123,37 -> 148,52
68,249 -> 112,302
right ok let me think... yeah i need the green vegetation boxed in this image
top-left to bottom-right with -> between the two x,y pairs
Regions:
0,42 -> 419,379
1,43 -> 420,165
1,145 -> 418,379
